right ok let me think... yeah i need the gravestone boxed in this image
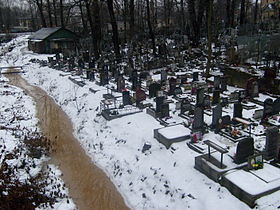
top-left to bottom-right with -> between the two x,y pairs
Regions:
131,70 -> 138,90
169,77 -> 177,95
181,99 -> 192,114
203,95 -> 211,108
212,90 -> 220,105
229,91 -> 239,102
212,104 -> 222,129
264,126 -> 279,160
263,98 -> 274,120
272,98 -> 280,114
136,88 -> 146,106
174,87 -> 183,96
253,109 -> 263,119
220,77 -> 228,92
156,96 -> 165,113
83,51 -> 90,62
89,71 -> 95,81
193,72 -> 199,82
117,75 -> 125,92
238,90 -> 246,102
234,137 -> 254,164
100,69 -> 109,86
246,79 -> 259,98
221,115 -> 231,127
214,76 -> 221,90
160,103 -> 170,118
192,107 -> 204,132
221,97 -> 229,107
149,83 -> 161,98
161,69 -> 168,81
78,58 -> 85,69
233,103 -> 243,118
122,90 -> 131,106
196,88 -> 204,107
89,59 -> 95,69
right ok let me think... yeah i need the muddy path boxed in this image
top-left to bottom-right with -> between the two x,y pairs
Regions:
6,73 -> 129,210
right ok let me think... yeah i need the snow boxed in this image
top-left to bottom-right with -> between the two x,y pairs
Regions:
1,35 -> 280,210
158,124 -> 190,139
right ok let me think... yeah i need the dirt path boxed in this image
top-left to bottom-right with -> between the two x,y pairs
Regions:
7,73 -> 129,210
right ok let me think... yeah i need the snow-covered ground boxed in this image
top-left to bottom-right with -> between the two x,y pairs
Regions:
0,75 -> 75,209
1,35 -> 280,210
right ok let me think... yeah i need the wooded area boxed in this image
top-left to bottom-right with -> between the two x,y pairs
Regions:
0,0 -> 280,69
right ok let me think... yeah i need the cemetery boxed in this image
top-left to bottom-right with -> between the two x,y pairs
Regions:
29,39 -> 279,208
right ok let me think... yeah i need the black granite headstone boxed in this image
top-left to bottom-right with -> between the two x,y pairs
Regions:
234,137 -> 254,164
181,99 -> 192,114
196,88 -> 204,107
122,91 -> 131,106
160,103 -> 170,118
193,72 -> 199,82
212,104 -> 222,128
156,96 -> 165,113
220,77 -> 227,92
117,75 -> 125,92
169,77 -> 177,95
192,107 -> 204,131
212,90 -> 220,105
149,83 -> 161,98
203,95 -> 211,108
263,98 -> 274,120
214,76 -> 221,90
264,126 -> 279,160
233,103 -> 243,118
272,98 -> 280,114
221,97 -> 229,107
161,69 -> 168,81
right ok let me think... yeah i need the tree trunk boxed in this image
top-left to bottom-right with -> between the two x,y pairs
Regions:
79,1 -> 87,34
146,0 -> 156,55
188,0 -> 199,46
59,0 -> 64,27
129,0 -> 135,40
240,0 -> 245,25
53,0 -> 58,26
93,0 -> 102,53
206,0 -> 213,77
230,0 -> 235,28
180,0 -> 185,32
107,0 -> 121,58
85,0 -> 99,59
226,0 -> 231,28
35,0 -> 47,27
47,0 -> 53,27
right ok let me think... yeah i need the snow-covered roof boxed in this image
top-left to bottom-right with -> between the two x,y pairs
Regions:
28,27 -> 62,40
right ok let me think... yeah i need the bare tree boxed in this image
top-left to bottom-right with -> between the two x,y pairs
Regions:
47,0 -> 53,27
146,0 -> 156,55
107,0 -> 120,58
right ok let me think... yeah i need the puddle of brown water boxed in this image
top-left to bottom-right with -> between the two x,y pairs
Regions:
6,73 -> 129,210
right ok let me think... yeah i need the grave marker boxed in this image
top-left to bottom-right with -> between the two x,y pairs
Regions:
234,137 -> 254,164
264,126 -> 279,160
212,104 -> 222,129
192,107 -> 204,132
233,103 -> 243,118
263,98 -> 274,120
212,90 -> 220,105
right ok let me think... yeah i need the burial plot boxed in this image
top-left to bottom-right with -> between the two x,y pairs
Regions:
264,126 -> 279,160
233,103 -> 243,118
196,88 -> 204,107
192,107 -> 204,132
212,90 -> 220,105
212,104 -> 222,130
272,98 -> 280,114
262,98 -> 274,120
234,137 -> 254,164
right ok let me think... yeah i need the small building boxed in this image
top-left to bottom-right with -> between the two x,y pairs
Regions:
28,27 -> 79,54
